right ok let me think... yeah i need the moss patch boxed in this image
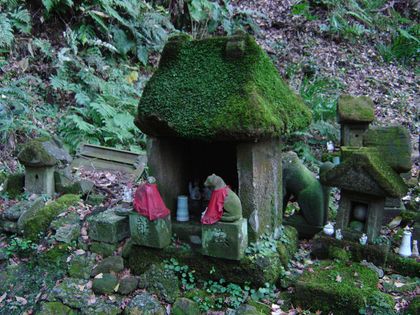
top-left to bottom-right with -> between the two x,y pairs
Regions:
20,194 -> 80,240
18,138 -> 57,167
294,261 -> 393,314
3,173 -> 24,198
337,94 -> 374,123
136,34 -> 311,140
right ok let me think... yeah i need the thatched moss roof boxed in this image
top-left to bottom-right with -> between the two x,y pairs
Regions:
337,95 -> 375,123
135,34 -> 311,140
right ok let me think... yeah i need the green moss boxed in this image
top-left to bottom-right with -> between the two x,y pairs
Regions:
337,94 -> 374,123
322,147 -> 407,197
137,34 -> 311,140
294,261 -> 393,314
387,254 -> 420,278
405,296 -> 420,315
363,126 -> 411,173
18,138 -> 57,166
22,194 -> 80,240
3,173 -> 24,198
400,210 -> 420,223
39,302 -> 77,315
329,246 -> 351,261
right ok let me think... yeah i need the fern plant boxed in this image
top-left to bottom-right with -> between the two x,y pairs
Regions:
0,1 -> 31,49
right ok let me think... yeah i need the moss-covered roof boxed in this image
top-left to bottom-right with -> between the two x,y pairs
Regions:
337,95 -> 375,123
321,147 -> 407,197
18,138 -> 58,167
135,34 -> 311,140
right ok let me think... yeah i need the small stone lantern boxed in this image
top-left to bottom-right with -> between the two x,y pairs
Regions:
321,147 -> 407,242
337,95 -> 374,147
18,139 -> 59,196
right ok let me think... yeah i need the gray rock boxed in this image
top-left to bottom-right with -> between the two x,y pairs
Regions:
171,297 -> 200,315
1,220 -> 18,233
50,278 -> 92,309
91,256 -> 124,277
92,273 -> 118,294
3,200 -> 33,221
138,264 -> 180,303
117,276 -> 138,295
50,212 -> 80,231
68,254 -> 96,280
124,293 -> 165,315
55,224 -> 81,243
361,260 -> 384,278
90,242 -> 117,257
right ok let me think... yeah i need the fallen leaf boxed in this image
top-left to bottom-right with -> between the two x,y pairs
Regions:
74,249 -> 85,255
95,273 -> 103,279
336,275 -> 342,283
113,283 -> 120,292
87,294 -> 96,305
15,296 -> 28,305
0,292 -> 6,303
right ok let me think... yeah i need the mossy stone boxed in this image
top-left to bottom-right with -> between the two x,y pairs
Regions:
337,94 -> 374,123
386,253 -> 420,278
124,292 -> 165,315
129,212 -> 171,249
90,242 -> 117,257
363,126 -> 411,173
92,273 -> 119,294
138,264 -> 180,303
136,34 -> 311,140
329,246 -> 351,261
88,208 -> 130,244
91,255 -> 124,277
3,173 -> 24,198
19,194 -> 80,240
39,301 -> 77,315
18,138 -> 58,167
68,254 -> 96,279
50,278 -> 92,310
294,261 -> 392,314
117,276 -> 138,295
171,298 -> 200,315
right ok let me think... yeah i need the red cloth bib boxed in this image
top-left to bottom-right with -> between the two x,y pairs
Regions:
133,183 -> 170,221
201,186 -> 228,225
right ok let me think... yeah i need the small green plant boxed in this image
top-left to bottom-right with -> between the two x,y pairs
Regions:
359,291 -> 396,315
245,233 -> 277,257
1,235 -> 38,258
164,258 -> 196,290
291,1 -> 317,21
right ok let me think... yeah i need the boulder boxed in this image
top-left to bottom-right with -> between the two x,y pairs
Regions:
171,298 -> 200,315
88,208 -> 129,244
124,293 -> 165,315
39,302 -> 77,315
91,256 -> 124,277
92,273 -> 118,294
55,224 -> 81,244
117,276 -> 138,295
50,278 -> 92,309
90,242 -> 117,257
68,254 -> 96,280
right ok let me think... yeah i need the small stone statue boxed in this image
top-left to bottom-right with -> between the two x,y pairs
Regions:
335,229 -> 343,240
412,240 -> 419,258
359,233 -> 368,245
323,222 -> 334,236
201,174 -> 242,224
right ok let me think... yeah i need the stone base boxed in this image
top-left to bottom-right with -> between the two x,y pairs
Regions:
202,219 -> 248,260
129,212 -> 171,249
25,166 -> 55,196
88,208 -> 129,244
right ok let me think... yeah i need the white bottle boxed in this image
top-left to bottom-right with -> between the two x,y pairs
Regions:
398,227 -> 412,258
323,222 -> 334,236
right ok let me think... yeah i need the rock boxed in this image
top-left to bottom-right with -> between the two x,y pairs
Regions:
124,293 -> 165,315
361,260 -> 384,278
3,200 -> 35,221
121,239 -> 133,259
11,198 -> 45,231
50,278 -> 93,309
117,276 -> 138,295
18,194 -> 80,240
90,242 -> 117,257
235,304 -> 260,315
50,212 -> 80,231
39,301 -> 77,315
86,193 -> 106,206
91,256 -> 124,277
88,208 -> 129,244
68,254 -> 96,280
171,298 -> 200,315
55,224 -> 81,243
3,173 -> 24,198
129,212 -> 171,249
82,300 -> 122,315
92,273 -> 118,294
114,207 -> 132,217
0,220 -> 18,233
138,264 -> 180,303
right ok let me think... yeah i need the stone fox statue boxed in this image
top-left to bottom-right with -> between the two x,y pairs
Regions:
201,174 -> 242,224
282,151 -> 334,229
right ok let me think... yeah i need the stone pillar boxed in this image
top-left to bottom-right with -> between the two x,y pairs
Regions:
25,166 -> 55,196
237,139 -> 282,241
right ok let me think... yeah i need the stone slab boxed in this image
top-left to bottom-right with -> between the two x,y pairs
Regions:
88,208 -> 129,244
129,212 -> 171,249
202,218 -> 248,260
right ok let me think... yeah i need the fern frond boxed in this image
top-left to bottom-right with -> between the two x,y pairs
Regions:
0,14 -> 14,48
10,7 -> 31,33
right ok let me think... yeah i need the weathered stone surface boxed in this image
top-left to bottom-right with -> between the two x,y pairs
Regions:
121,239 -> 134,259
82,300 -> 122,315
55,224 -> 81,243
0,220 -> 18,233
363,126 -> 411,173
138,264 -> 180,303
337,95 -> 374,123
92,273 -> 118,294
50,278 -> 92,309
3,200 -> 34,221
88,208 -> 129,244
124,293 -> 165,315
91,256 -> 124,277
117,276 -> 138,295
50,212 -> 80,231
68,254 -> 96,280
39,301 -> 77,315
3,173 -> 24,198
171,298 -> 200,315
26,166 -> 56,196
18,194 -> 79,240
129,212 -> 171,249
202,218 -> 248,260
90,242 -> 117,257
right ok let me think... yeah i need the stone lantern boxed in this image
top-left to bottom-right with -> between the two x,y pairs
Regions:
18,138 -> 59,196
321,147 -> 407,242
337,95 -> 374,147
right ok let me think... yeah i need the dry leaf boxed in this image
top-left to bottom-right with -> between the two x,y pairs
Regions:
0,292 -> 6,303
336,275 -> 342,283
95,273 -> 103,279
394,281 -> 405,288
87,294 -> 96,305
113,283 -> 120,292
15,296 -> 28,305
74,249 -> 85,255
